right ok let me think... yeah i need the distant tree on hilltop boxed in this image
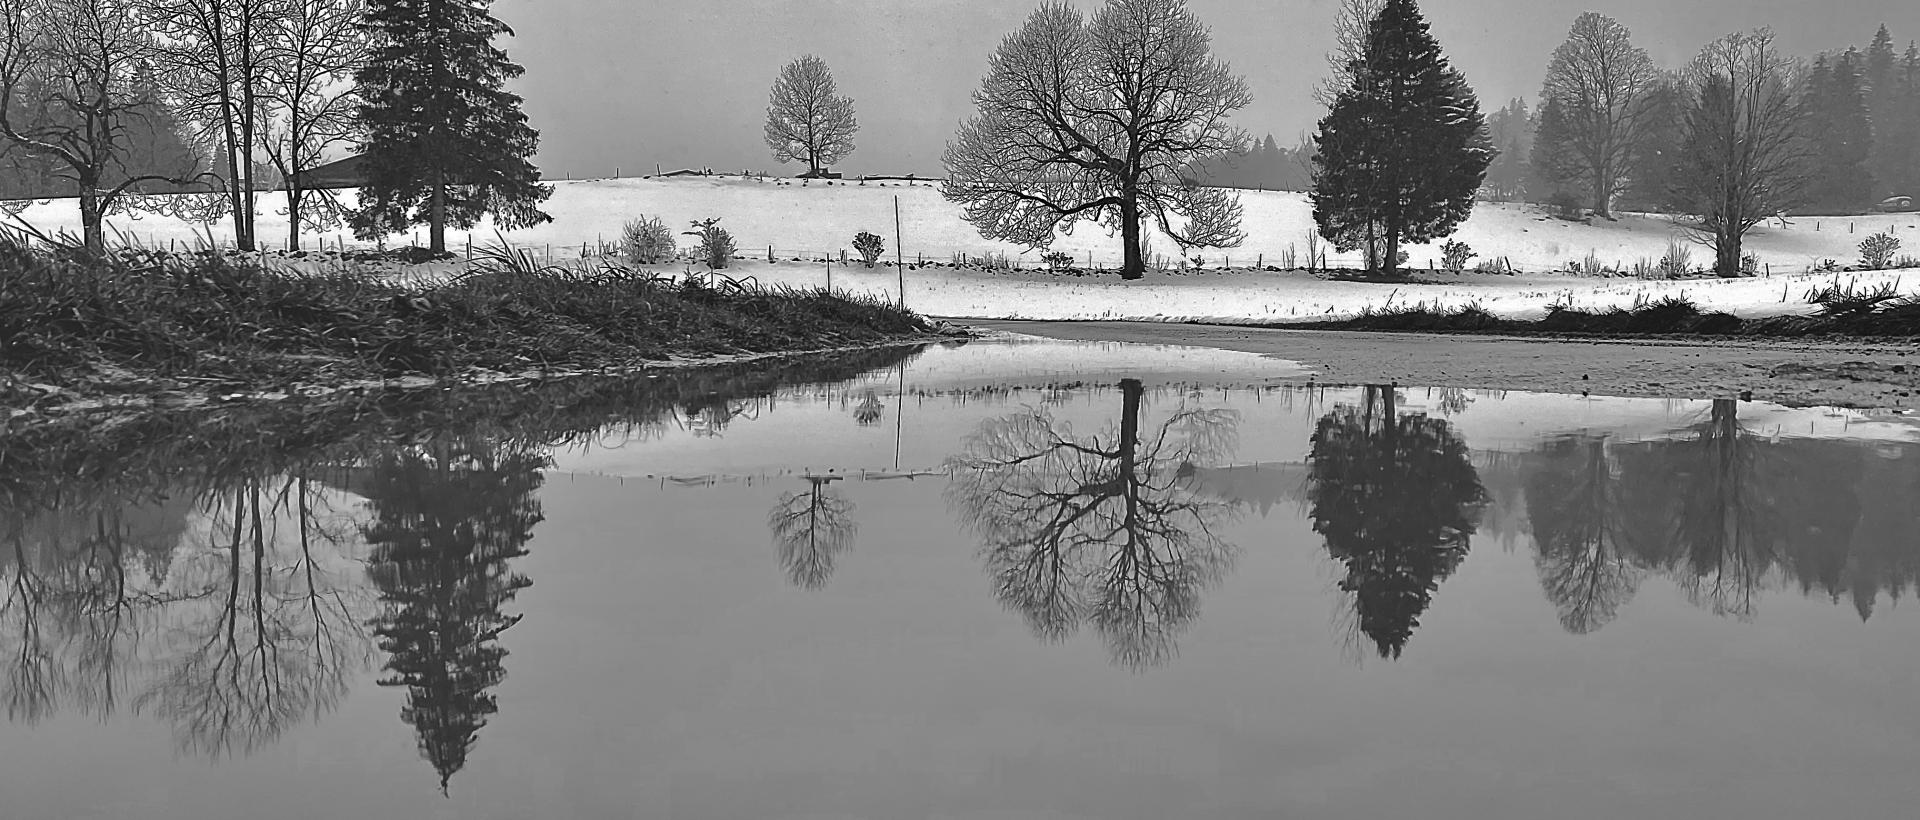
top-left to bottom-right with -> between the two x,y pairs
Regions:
764,55 -> 857,177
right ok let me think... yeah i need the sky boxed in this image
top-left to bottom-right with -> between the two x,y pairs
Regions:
494,0 -> 1920,179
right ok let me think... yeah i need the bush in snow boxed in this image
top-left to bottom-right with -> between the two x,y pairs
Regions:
1440,239 -> 1475,272
1859,232 -> 1902,270
684,218 -> 737,270
1041,250 -> 1075,272
852,231 -> 884,267
1658,239 -> 1693,279
622,215 -> 675,264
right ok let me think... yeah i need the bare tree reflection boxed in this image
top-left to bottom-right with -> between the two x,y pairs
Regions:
139,477 -> 375,758
946,379 -> 1240,670
768,476 -> 857,589
1307,387 -> 1487,659
361,440 -> 543,794
1524,435 -> 1643,635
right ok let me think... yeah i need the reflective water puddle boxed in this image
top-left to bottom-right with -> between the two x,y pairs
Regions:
4,339 -> 1918,819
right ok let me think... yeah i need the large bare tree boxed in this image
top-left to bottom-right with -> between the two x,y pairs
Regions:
942,0 -> 1251,280
1535,13 -> 1660,218
1672,29 -> 1812,277
763,54 -> 856,177
0,0 -> 203,253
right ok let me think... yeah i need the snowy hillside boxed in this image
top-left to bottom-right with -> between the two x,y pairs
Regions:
11,176 -> 1919,324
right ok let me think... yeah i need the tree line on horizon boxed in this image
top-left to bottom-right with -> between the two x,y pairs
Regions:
1190,15 -> 1920,223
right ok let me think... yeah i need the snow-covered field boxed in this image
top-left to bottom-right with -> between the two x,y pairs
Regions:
10,176 -> 1920,323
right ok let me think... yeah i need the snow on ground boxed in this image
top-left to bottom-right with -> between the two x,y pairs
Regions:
11,176 -> 1920,323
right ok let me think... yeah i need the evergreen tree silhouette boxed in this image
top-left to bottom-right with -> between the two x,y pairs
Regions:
1306,386 -> 1487,658
1311,0 -> 1492,276
362,439 -> 543,794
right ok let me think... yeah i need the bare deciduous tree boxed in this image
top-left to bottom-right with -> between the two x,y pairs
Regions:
258,0 -> 365,249
763,54 -> 855,177
942,0 -> 1251,280
1312,0 -> 1384,107
154,0 -> 280,251
1536,13 -> 1660,218
0,0 -> 204,253
1672,29 -> 1812,277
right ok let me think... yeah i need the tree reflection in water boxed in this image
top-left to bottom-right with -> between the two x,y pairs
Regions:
0,478 -> 375,754
1524,435 -> 1644,634
946,379 -> 1239,670
360,440 -> 543,794
769,475 -> 857,589
1307,386 -> 1488,659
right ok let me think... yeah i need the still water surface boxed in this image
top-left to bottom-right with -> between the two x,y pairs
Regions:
4,339 -> 1919,819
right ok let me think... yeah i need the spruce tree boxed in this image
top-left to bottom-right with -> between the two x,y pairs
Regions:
1311,0 -> 1491,277
350,0 -> 552,254
1804,51 -> 1875,213
1864,25 -> 1903,199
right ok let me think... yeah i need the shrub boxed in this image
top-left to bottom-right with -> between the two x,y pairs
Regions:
1741,252 -> 1759,277
1896,255 -> 1920,269
1041,250 -> 1075,272
683,218 -> 736,270
1440,239 -> 1475,273
1808,279 -> 1901,316
1659,239 -> 1693,279
622,215 -> 675,264
852,231 -> 885,268
1548,191 -> 1584,220
1860,232 -> 1902,270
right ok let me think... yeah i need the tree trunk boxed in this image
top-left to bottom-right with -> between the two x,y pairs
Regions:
1119,192 -> 1143,279
1591,161 -> 1612,219
429,169 -> 447,254
1715,228 -> 1742,278
78,173 -> 104,256
1117,378 -> 1143,487
1383,211 -> 1402,278
285,184 -> 301,251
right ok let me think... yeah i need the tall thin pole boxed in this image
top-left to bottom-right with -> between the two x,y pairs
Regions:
893,195 -> 905,307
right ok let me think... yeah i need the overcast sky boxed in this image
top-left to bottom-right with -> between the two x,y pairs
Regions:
494,0 -> 1920,178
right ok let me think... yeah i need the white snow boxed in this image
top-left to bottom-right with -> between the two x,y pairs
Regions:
10,176 -> 1920,323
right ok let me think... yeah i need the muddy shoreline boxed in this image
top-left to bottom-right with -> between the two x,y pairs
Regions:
961,320 -> 1920,408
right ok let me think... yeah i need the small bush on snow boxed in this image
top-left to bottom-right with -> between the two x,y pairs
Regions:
852,231 -> 884,267
622,215 -> 675,264
1860,232 -> 1902,270
1440,239 -> 1475,273
683,218 -> 736,270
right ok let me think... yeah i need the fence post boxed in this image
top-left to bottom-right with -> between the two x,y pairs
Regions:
894,195 -> 905,307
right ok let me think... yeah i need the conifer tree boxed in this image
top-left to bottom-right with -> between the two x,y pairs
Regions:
350,0 -> 551,254
1863,24 -> 1904,198
1311,0 -> 1491,277
1803,51 -> 1875,213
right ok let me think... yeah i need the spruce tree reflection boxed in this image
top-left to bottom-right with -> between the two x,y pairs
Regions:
361,440 -> 543,795
1524,435 -> 1644,635
1307,386 -> 1487,659
768,475 -> 857,589
946,379 -> 1239,670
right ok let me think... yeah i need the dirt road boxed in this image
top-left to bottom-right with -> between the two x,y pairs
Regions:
962,320 -> 1920,408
